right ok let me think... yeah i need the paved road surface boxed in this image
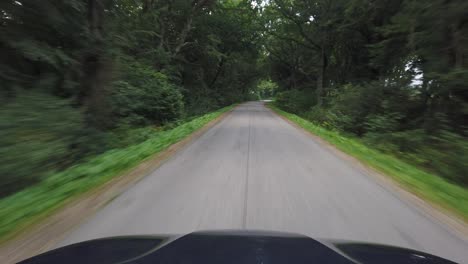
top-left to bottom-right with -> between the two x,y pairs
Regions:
59,102 -> 467,263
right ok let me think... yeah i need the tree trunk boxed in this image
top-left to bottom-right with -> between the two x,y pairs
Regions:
88,0 -> 104,40
142,0 -> 154,13
452,24 -> 463,68
209,57 -> 226,89
173,15 -> 193,56
316,47 -> 325,106
158,17 -> 166,50
82,0 -> 111,128
172,0 -> 213,57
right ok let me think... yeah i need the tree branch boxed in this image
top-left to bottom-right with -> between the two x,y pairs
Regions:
273,0 -> 321,50
268,31 -> 319,51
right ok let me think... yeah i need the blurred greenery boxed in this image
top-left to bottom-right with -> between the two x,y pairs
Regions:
0,91 -> 93,197
0,105 -> 233,241
0,0 -> 261,199
270,105 -> 468,221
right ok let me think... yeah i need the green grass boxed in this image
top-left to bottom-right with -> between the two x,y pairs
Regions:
0,105 -> 234,241
269,104 -> 468,221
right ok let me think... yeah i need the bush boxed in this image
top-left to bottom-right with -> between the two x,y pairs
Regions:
365,112 -> 404,134
110,61 -> 184,125
275,89 -> 315,114
304,83 -> 409,136
299,84 -> 375,134
420,132 -> 468,184
327,84 -> 384,135
185,94 -> 220,116
363,129 -> 468,185
106,126 -> 160,149
0,91 -> 87,197
257,80 -> 278,99
304,106 -> 341,131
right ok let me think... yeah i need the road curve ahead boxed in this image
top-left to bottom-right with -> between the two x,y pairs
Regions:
59,102 -> 467,263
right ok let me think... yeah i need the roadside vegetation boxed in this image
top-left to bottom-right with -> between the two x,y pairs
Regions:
1,1 -> 260,198
261,1 -> 467,199
0,105 -> 233,241
270,105 -> 468,220
0,0 -> 260,240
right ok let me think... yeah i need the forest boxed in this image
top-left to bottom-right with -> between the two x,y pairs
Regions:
264,0 -> 468,187
1,0 -> 467,200
1,0 -> 261,198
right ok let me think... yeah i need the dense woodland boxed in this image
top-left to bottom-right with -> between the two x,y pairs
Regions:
264,0 -> 468,185
0,0 -> 261,196
0,0 -> 467,198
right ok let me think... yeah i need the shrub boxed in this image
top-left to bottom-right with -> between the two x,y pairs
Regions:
185,94 -> 220,116
110,61 -> 184,125
275,89 -> 315,114
420,131 -> 468,184
363,129 -> 468,185
304,106 -> 342,131
106,126 -> 159,149
0,91 -> 86,197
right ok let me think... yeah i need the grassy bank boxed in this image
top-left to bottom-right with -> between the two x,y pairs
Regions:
0,105 -> 234,241
269,104 -> 468,221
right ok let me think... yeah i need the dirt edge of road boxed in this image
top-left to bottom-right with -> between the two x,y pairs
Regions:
267,104 -> 468,240
0,106 -> 236,264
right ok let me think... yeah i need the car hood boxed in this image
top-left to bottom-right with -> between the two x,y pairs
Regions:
19,230 -> 456,264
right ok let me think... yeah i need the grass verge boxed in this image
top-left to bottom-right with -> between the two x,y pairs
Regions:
0,105 -> 234,241
269,104 -> 468,221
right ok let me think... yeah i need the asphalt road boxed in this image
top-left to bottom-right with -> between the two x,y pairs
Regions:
59,102 -> 467,263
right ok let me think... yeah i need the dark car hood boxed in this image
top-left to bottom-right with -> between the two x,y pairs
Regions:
19,230 -> 456,264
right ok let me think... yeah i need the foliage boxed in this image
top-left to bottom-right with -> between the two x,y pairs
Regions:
110,61 -> 184,125
0,0 -> 87,93
110,0 -> 262,114
277,80 -> 468,185
256,79 -> 278,99
0,0 -> 262,198
363,130 -> 468,185
0,91 -> 92,197
275,89 -> 315,114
